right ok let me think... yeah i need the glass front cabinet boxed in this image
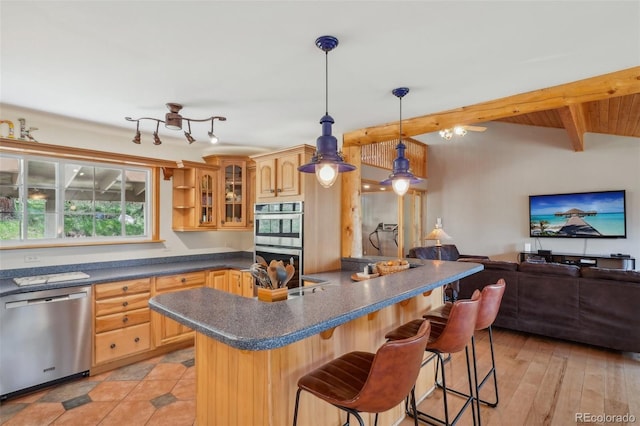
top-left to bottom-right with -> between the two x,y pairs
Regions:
219,159 -> 247,229
201,155 -> 254,231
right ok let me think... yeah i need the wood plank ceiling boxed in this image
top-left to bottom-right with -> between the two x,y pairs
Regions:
343,66 -> 640,151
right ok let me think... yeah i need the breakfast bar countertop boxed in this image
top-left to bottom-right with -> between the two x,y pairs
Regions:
149,259 -> 483,351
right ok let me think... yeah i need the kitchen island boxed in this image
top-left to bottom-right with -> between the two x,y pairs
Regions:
149,259 -> 483,425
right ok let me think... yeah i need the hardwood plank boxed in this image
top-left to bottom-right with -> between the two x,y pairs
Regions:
398,330 -> 640,426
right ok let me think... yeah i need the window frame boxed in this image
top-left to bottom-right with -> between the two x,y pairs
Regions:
0,138 -> 174,249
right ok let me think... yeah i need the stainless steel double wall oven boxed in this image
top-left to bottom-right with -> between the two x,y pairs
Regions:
254,201 -> 303,289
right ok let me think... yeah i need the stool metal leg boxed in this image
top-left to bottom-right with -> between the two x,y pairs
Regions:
406,348 -> 477,426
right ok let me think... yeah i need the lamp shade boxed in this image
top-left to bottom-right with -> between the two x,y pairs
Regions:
425,226 -> 452,246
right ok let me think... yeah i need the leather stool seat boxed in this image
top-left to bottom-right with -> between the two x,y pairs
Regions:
294,320 -> 431,426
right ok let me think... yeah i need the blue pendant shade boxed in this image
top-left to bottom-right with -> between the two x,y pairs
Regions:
298,35 -> 356,188
380,87 -> 422,196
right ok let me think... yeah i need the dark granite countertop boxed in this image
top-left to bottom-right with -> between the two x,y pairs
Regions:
0,252 -> 253,297
148,259 -> 483,351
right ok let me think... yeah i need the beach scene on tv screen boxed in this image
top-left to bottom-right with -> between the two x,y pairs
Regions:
530,191 -> 626,237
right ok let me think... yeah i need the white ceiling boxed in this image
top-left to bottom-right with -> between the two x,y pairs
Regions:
1,1 -> 639,153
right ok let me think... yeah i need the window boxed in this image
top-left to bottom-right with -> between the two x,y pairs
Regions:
0,154 -> 152,245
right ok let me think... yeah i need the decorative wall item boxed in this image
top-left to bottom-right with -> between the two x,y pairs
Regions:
0,120 -> 15,139
18,118 -> 38,141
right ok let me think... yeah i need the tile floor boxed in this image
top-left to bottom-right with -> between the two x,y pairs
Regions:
0,347 -> 196,426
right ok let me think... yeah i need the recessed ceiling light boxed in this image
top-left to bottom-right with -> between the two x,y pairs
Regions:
363,184 -> 370,189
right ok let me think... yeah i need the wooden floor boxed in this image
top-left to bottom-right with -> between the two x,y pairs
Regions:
399,327 -> 640,426
1,328 -> 638,425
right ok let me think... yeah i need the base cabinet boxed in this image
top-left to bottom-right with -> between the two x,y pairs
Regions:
93,278 -> 152,366
153,271 -> 206,347
208,269 -> 254,298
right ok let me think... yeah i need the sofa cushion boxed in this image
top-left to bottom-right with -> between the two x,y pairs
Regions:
580,267 -> 640,283
518,262 -> 580,277
477,259 -> 518,271
408,245 -> 460,261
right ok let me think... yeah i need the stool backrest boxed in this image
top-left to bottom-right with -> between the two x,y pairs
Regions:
349,319 -> 431,413
476,278 -> 506,330
428,290 -> 481,354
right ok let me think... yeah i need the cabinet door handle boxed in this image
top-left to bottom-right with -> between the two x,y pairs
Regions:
134,337 -> 140,343
122,316 -> 129,323
270,189 -> 275,193
110,343 -> 116,349
277,188 -> 282,193
181,277 -> 187,283
122,285 -> 128,292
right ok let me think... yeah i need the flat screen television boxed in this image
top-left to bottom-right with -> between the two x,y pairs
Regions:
529,190 -> 627,238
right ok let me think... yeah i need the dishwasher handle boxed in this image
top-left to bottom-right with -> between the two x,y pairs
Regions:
5,291 -> 88,308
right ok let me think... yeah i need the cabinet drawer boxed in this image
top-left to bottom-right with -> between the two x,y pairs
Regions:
94,323 -> 150,365
95,307 -> 150,334
95,292 -> 149,316
95,278 -> 151,299
155,271 -> 206,292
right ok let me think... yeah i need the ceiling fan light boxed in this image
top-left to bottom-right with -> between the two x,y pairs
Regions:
454,125 -> 467,136
439,128 -> 453,140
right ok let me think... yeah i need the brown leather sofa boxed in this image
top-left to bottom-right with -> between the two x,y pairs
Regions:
457,259 -> 640,352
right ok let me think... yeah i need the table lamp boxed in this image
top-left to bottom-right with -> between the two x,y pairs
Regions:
424,221 -> 452,260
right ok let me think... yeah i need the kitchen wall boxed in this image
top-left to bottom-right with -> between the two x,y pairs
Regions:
0,104 -> 255,269
425,121 -> 640,266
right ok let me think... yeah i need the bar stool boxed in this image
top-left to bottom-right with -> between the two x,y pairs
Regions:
424,278 -> 505,417
385,290 -> 481,426
293,320 -> 431,426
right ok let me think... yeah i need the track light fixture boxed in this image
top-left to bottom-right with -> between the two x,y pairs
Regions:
380,87 -> 422,196
125,103 -> 226,145
298,35 -> 356,188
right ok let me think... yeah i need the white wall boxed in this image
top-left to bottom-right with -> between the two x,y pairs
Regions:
426,122 -> 640,266
1,104 -> 254,269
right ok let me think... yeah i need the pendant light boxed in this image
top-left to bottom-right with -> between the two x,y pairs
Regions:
380,87 -> 422,196
298,35 -> 356,188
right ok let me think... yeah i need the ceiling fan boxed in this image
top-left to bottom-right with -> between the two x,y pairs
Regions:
439,125 -> 487,140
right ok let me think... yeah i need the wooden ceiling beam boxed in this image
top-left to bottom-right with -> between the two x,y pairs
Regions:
343,66 -> 640,147
557,103 -> 589,152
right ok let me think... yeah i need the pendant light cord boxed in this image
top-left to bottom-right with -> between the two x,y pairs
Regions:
325,50 -> 329,115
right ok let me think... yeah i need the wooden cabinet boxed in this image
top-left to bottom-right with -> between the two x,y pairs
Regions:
246,163 -> 256,228
241,271 -> 256,298
207,269 -> 254,298
152,271 -> 206,347
228,269 -> 243,295
93,278 -> 151,366
171,161 -> 219,231
220,158 -> 247,228
254,151 -> 302,200
208,269 -> 228,291
202,155 -> 255,230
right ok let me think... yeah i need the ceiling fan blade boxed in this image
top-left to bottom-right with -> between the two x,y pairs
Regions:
464,125 -> 487,132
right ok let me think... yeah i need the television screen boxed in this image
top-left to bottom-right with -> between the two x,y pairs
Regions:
529,190 -> 627,238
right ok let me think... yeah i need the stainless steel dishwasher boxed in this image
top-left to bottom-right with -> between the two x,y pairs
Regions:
0,286 -> 92,400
